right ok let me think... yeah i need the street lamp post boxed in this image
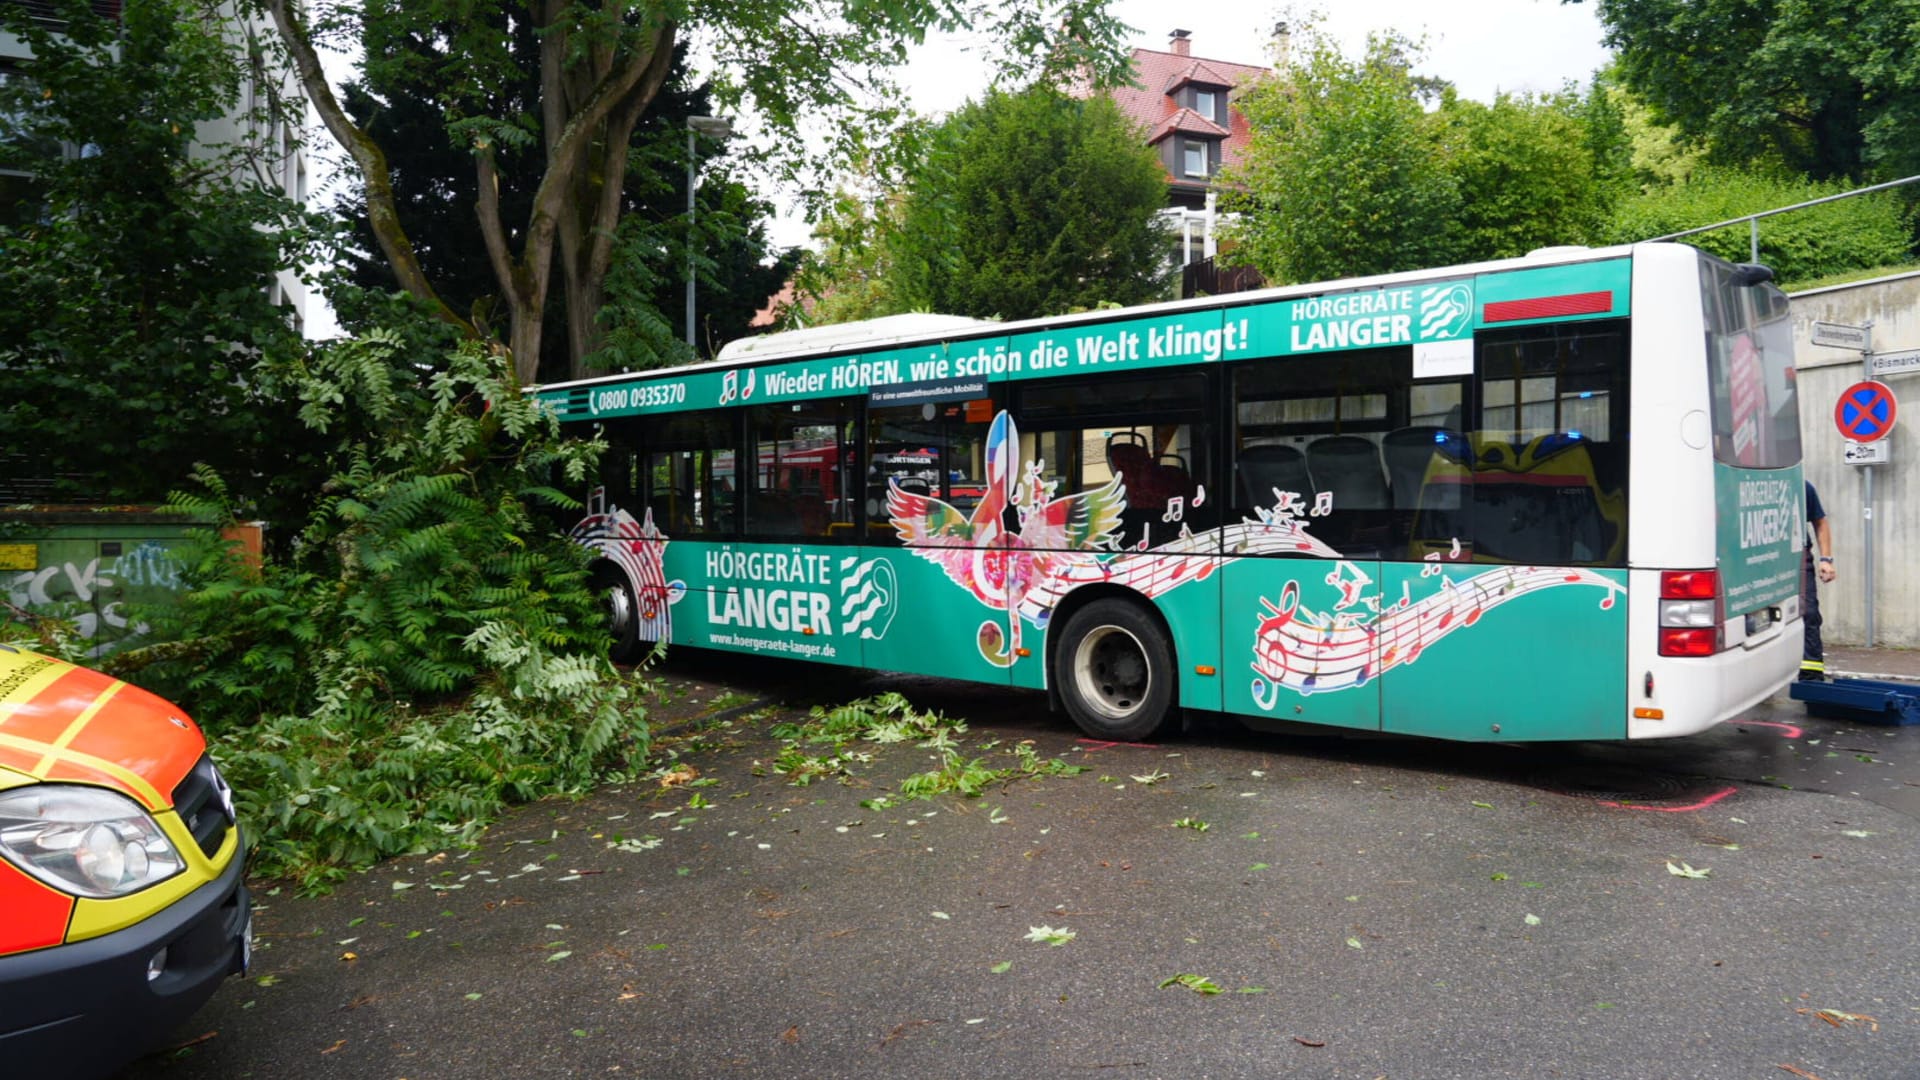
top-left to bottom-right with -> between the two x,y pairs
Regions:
685,114 -> 733,351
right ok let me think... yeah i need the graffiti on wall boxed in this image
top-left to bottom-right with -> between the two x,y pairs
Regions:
5,541 -> 187,654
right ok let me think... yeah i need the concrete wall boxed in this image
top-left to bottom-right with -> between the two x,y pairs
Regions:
1789,270 -> 1920,648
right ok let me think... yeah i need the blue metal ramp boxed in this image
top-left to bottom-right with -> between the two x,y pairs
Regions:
1790,676 -> 1920,725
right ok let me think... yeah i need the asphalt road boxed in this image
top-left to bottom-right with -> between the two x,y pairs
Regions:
122,654 -> 1920,1080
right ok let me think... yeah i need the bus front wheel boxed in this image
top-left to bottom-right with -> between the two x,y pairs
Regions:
592,565 -> 647,665
1056,599 -> 1175,741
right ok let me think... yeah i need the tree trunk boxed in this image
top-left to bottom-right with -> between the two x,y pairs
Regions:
261,0 -> 469,337
549,15 -> 676,381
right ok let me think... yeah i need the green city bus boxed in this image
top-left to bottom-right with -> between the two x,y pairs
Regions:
536,242 -> 1804,742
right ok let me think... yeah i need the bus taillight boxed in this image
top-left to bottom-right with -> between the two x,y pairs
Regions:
1659,569 -> 1723,656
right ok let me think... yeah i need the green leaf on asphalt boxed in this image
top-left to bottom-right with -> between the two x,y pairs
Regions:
991,961 -> 1012,973
1237,987 -> 1269,994
1025,925 -> 1076,946
348,917 -> 367,927
1173,817 -> 1210,831
1248,863 -> 1270,872
1158,974 -> 1224,995
1524,914 -> 1541,926
572,1029 -> 589,1038
1665,862 -> 1711,879
547,950 -> 573,962
1346,937 -> 1364,950
1471,801 -> 1494,809
1842,830 -> 1875,838
465,993 -> 483,1000
1490,873 -> 1509,882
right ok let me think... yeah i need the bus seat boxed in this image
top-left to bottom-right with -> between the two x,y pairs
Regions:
1106,432 -> 1159,507
1307,435 -> 1389,511
1236,443 -> 1312,510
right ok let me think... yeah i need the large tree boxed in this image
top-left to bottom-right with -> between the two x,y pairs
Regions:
329,23 -> 793,375
889,86 -> 1171,319
1222,31 -> 1463,284
1441,90 -> 1623,262
263,1 -> 1136,384
0,0 -> 326,509
1577,0 -> 1920,181
1224,28 -> 1629,285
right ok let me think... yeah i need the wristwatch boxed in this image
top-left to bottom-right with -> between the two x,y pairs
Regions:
1819,556 -> 1834,563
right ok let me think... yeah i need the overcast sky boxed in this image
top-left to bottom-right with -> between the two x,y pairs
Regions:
911,1 -> 1614,114
757,1 -> 1615,247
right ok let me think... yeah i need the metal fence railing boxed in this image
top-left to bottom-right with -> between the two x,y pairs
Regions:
1650,174 -> 1920,262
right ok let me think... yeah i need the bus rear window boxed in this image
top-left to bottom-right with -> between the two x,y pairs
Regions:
1701,257 -> 1801,469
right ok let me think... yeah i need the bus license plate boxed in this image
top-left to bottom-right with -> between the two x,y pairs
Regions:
1745,610 -> 1772,637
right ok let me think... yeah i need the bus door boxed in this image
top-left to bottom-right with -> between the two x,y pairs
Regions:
857,396 -> 1012,683
1220,359 -> 1390,732
1004,372 -> 1223,710
1378,321 -> 1631,741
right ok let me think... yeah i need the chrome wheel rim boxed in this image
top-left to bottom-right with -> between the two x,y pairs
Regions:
1072,624 -> 1151,720
604,578 -> 634,636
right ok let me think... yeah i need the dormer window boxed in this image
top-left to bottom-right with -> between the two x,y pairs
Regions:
1183,140 -> 1209,178
1192,89 -> 1217,123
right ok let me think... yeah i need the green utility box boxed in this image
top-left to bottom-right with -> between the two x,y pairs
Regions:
0,507 -> 261,655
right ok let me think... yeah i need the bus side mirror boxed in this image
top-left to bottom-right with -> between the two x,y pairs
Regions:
1731,263 -> 1775,287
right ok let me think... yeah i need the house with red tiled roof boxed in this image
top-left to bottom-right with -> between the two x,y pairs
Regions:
1079,29 -> 1273,273
1104,30 -> 1271,211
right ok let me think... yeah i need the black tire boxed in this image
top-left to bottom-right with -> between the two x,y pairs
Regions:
591,564 -> 648,665
1054,598 -> 1176,741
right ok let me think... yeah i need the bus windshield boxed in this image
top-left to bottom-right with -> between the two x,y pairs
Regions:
1703,257 -> 1801,469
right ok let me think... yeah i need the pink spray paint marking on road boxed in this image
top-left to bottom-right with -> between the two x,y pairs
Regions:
1598,786 -> 1739,813
1727,719 -> 1804,740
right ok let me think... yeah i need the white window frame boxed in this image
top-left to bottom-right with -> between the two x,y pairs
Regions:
1182,140 -> 1209,178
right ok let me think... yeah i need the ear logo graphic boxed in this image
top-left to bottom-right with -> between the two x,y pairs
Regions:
840,556 -> 898,640
1418,283 -> 1474,340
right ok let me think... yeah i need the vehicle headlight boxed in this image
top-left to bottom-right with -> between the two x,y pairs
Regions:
0,785 -> 186,898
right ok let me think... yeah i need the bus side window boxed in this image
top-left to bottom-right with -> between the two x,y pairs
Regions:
1231,348 -> 1400,558
637,409 -> 738,538
864,400 -> 994,546
1012,371 -> 1213,552
745,398 -> 857,541
1468,321 -> 1629,567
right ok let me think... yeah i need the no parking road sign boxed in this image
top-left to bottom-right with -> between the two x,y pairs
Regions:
1835,380 -> 1898,443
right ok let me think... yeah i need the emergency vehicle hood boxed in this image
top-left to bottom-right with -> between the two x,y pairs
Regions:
0,645 -> 205,811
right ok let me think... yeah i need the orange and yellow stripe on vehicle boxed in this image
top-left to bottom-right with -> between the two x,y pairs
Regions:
0,648 -> 203,812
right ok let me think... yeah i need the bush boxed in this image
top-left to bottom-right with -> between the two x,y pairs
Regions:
124,332 -> 647,891
1609,167 -> 1915,285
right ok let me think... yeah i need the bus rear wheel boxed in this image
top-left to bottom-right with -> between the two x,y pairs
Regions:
1056,599 -> 1175,741
592,565 -> 647,665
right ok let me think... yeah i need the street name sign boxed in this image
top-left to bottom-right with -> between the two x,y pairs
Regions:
1812,321 -> 1869,350
1870,348 -> 1920,379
